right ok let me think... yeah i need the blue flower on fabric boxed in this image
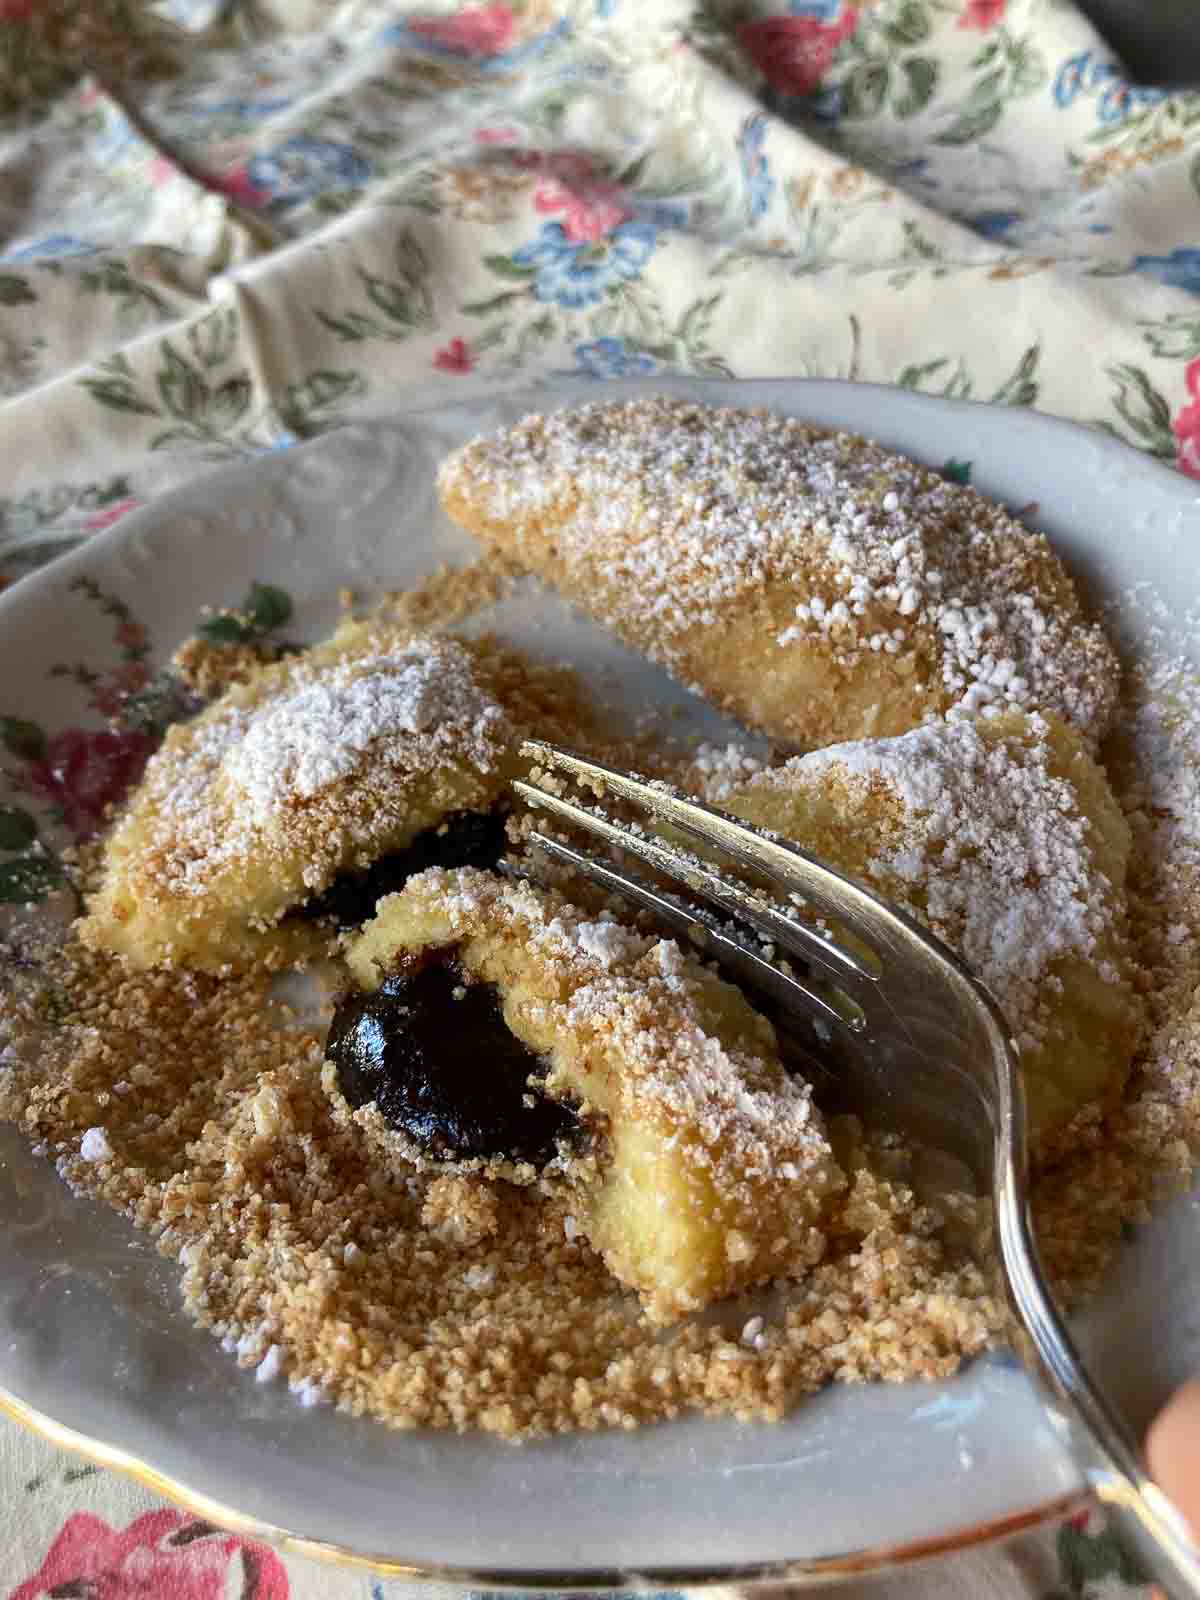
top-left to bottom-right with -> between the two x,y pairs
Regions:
1096,78 -> 1134,124
245,137 -> 371,207
891,157 -> 931,183
573,338 -> 657,377
1053,51 -> 1092,108
2,235 -> 100,261
1053,50 -> 1165,122
258,430 -> 300,454
738,113 -> 775,223
787,0 -> 842,16
92,110 -> 140,163
1132,248 -> 1200,294
1097,78 -> 1166,125
970,211 -> 1021,241
513,220 -> 658,308
633,198 -> 690,231
158,0 -> 228,22
807,84 -> 844,123
192,96 -> 294,120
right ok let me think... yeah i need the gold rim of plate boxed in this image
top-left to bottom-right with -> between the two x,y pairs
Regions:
0,1382 -> 1088,1585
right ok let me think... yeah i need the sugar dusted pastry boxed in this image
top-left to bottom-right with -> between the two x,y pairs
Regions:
716,710 -> 1140,1139
80,628 -> 515,972
438,398 -> 1117,747
336,868 -> 844,1324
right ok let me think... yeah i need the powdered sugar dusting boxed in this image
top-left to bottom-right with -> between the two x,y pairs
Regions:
1109,602 -> 1200,1113
751,715 -> 1116,1051
394,867 -> 833,1176
440,398 -> 1117,734
79,631 -> 516,965
572,915 -> 643,970
366,865 -> 842,1324
225,647 -> 507,824
79,1126 -> 112,1163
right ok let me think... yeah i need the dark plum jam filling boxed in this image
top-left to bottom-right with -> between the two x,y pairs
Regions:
300,808 -> 507,931
326,950 -> 580,1165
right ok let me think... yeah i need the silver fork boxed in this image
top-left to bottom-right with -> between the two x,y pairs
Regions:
514,737 -> 1200,1599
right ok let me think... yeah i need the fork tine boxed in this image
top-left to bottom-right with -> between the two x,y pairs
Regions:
520,831 -> 865,1035
513,770 -> 878,989
513,777 -> 872,991
520,739 -> 886,974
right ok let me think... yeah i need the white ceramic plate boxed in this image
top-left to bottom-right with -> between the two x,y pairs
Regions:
0,377 -> 1197,1585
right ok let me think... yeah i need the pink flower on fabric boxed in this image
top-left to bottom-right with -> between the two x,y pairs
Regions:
434,337 -> 475,373
149,154 -> 177,187
26,728 -> 157,839
1173,358 -> 1200,478
9,1509 -> 290,1600
213,165 -> 270,208
534,173 -> 630,242
737,9 -> 859,96
408,4 -> 516,57
958,0 -> 1006,27
474,124 -> 522,144
83,497 -> 140,532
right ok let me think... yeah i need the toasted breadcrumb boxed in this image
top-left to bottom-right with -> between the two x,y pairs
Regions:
0,545 -> 1195,1442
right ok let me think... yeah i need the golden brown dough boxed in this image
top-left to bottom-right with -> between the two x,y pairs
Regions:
714,710 -> 1141,1141
79,625 -> 514,972
343,868 -> 844,1324
438,397 -> 1118,747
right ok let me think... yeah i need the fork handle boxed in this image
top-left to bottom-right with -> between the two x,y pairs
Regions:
1003,1183 -> 1200,1598
1095,1474 -> 1200,1600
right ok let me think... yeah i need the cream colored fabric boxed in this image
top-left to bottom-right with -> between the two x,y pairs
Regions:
0,0 -> 1187,1589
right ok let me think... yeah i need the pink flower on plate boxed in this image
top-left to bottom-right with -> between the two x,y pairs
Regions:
474,124 -> 522,144
958,0 -> 1006,27
408,3 -> 516,57
534,172 -> 630,243
10,1509 -> 289,1600
83,496 -> 140,533
737,9 -> 859,96
434,337 -> 475,374
115,620 -> 148,652
116,659 -> 152,694
1174,358 -> 1200,478
26,727 -> 157,840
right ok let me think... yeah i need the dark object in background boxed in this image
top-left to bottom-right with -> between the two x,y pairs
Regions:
1079,0 -> 1200,86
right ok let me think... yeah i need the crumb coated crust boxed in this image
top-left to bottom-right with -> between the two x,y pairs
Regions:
346,868 -> 844,1323
4,404 -> 1197,1444
78,626 -> 516,972
720,710 -> 1141,1138
438,397 -> 1118,746
0,908 -> 1006,1436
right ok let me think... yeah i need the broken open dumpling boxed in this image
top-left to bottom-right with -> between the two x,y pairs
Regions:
331,868 -> 845,1324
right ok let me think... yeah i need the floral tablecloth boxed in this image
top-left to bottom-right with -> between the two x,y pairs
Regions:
1,0 -> 1198,1592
